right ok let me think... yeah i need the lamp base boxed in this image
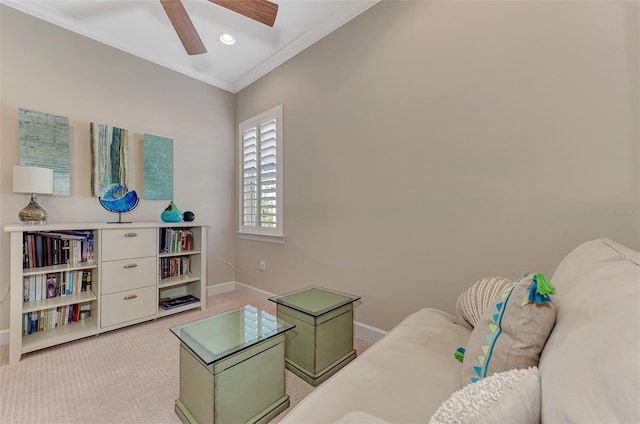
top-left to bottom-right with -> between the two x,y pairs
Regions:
18,194 -> 47,223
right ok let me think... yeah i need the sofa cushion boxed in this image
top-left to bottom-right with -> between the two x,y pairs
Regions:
458,276 -> 513,327
333,410 -> 390,423
430,366 -> 540,424
279,308 -> 472,423
539,238 -> 640,423
454,294 -> 473,330
461,274 -> 556,385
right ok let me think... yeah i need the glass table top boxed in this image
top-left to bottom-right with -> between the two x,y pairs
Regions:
268,286 -> 361,317
170,305 -> 295,365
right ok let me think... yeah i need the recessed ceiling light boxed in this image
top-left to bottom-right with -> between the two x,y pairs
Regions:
219,33 -> 236,45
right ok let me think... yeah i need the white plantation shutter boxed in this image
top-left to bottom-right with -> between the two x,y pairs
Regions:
259,120 -> 277,228
242,127 -> 258,227
239,105 -> 283,237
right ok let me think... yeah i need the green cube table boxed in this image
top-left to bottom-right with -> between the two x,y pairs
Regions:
269,286 -> 361,386
170,305 -> 295,424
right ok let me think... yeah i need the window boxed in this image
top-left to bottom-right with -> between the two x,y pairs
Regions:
238,105 -> 283,242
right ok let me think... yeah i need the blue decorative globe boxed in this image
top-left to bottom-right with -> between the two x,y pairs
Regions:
99,184 -> 139,224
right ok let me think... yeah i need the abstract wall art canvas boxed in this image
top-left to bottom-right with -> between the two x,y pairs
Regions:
90,122 -> 129,197
19,108 -> 70,195
143,133 -> 174,200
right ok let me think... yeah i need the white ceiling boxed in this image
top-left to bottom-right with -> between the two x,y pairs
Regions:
2,0 -> 380,93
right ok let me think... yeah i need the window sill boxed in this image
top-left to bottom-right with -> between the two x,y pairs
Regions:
237,232 -> 286,244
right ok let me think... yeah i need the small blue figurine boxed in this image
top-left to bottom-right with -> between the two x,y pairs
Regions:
161,201 -> 183,222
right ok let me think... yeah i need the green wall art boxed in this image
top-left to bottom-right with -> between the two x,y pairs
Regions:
90,122 -> 129,197
18,108 -> 70,195
143,133 -> 174,200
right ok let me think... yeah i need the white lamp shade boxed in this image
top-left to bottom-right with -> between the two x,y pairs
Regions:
13,166 -> 54,194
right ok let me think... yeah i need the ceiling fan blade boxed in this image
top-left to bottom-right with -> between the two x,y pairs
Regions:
160,0 -> 207,55
209,0 -> 278,27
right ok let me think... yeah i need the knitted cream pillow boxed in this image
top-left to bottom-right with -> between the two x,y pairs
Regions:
459,277 -> 513,327
461,274 -> 556,385
430,367 -> 541,424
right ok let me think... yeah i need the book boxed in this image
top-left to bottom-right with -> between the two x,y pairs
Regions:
56,274 -> 62,297
66,271 -> 73,296
28,234 -> 36,269
42,231 -> 94,264
61,239 -> 70,264
28,276 -> 36,302
52,238 -> 59,265
23,234 -> 29,268
159,228 -> 167,253
81,271 -> 91,292
28,312 -> 38,334
23,277 -> 30,302
45,236 -> 53,266
35,275 -> 42,301
159,295 -> 199,310
46,273 -> 57,299
41,231 -> 87,240
71,304 -> 80,322
161,259 -> 170,279
34,234 -> 44,268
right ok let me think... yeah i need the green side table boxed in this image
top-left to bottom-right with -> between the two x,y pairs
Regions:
269,286 -> 361,386
170,305 -> 295,424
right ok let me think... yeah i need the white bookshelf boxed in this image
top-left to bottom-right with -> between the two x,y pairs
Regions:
5,222 -> 207,364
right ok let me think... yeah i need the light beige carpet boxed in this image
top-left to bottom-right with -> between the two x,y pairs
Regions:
0,291 -> 371,424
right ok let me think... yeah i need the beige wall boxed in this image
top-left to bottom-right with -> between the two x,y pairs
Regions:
1,1 -> 638,335
236,0 -> 640,330
0,6 -> 237,331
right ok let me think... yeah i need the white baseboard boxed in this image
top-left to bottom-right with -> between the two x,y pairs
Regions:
206,281 -> 236,296
0,329 -> 8,346
233,281 -> 275,302
352,320 -> 388,344
207,281 -> 387,344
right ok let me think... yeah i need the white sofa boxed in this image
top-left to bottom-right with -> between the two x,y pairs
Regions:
280,238 -> 640,423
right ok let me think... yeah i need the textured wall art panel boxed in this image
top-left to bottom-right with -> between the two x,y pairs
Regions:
143,133 -> 174,200
19,108 -> 71,195
90,122 -> 129,197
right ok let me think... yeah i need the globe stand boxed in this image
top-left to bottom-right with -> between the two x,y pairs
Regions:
107,211 -> 132,224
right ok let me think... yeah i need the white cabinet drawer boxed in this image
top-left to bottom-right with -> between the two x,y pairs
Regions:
101,228 -> 156,261
101,286 -> 156,328
102,257 -> 156,294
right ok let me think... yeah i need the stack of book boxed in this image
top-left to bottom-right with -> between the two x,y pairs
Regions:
23,231 -> 94,269
159,228 -> 193,254
159,256 -> 191,279
23,270 -> 92,302
159,295 -> 199,310
23,304 -> 87,335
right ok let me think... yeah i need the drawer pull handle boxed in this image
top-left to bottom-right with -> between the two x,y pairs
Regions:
124,233 -> 138,238
124,264 -> 138,269
124,294 -> 138,300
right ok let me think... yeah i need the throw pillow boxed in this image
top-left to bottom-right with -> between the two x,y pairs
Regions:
458,277 -> 513,327
461,273 -> 556,385
430,367 -> 541,424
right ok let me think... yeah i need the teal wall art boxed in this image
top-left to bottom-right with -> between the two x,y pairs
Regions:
19,108 -> 70,195
90,122 -> 129,197
143,133 -> 174,200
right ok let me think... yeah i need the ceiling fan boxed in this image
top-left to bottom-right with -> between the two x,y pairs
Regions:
160,0 -> 278,55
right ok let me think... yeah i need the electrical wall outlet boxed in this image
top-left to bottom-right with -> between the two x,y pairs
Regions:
259,260 -> 266,272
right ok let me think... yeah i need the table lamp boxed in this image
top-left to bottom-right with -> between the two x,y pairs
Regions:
12,165 -> 54,223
